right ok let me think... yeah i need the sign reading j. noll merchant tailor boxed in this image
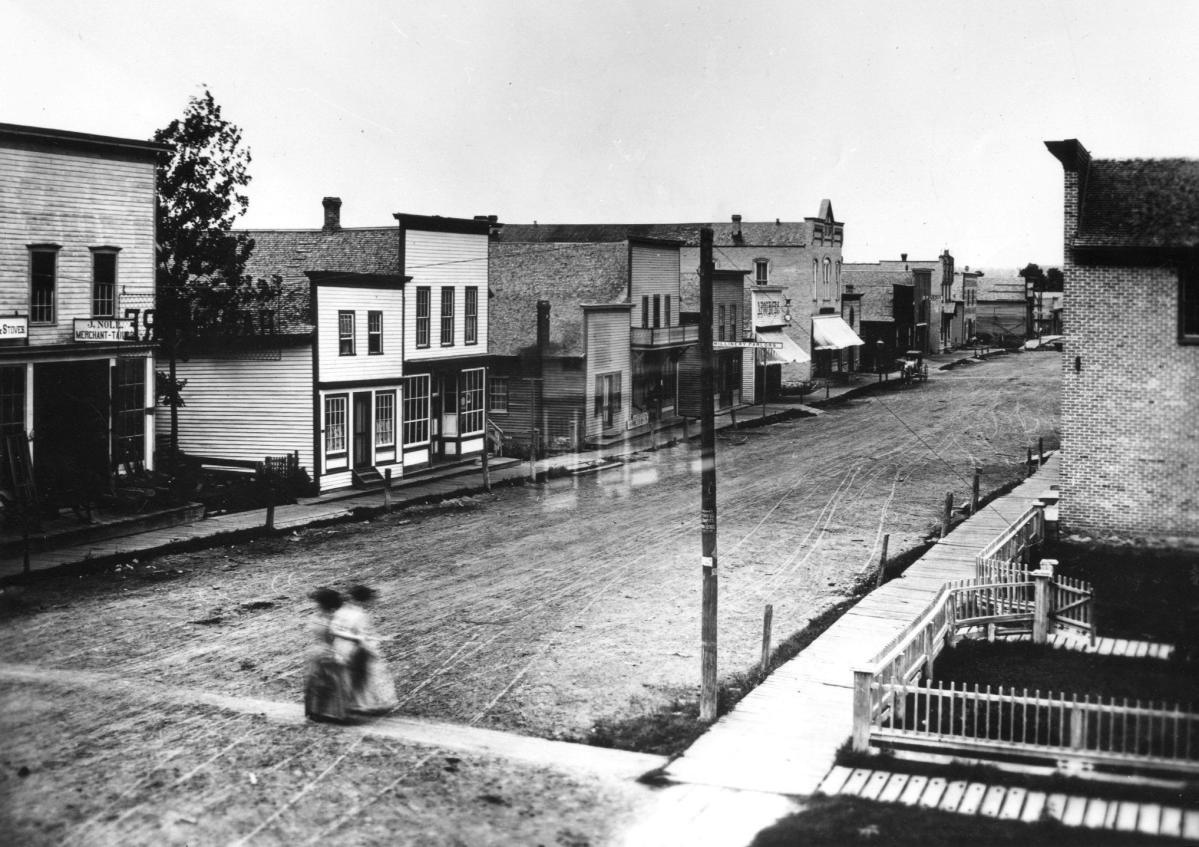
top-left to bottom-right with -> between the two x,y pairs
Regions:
74,318 -> 135,342
0,316 -> 28,340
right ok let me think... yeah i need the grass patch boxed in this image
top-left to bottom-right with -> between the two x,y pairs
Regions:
749,795 -> 1172,846
1046,539 -> 1199,649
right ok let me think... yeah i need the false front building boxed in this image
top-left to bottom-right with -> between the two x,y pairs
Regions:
0,123 -> 167,510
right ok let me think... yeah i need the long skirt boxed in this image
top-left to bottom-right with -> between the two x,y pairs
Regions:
304,653 -> 350,722
347,646 -> 398,714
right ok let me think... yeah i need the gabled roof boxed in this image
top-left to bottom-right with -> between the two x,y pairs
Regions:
495,220 -> 809,248
239,227 -> 399,333
1075,158 -> 1199,250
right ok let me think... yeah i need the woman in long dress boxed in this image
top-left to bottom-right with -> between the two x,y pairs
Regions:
304,588 -> 351,723
331,584 -> 398,715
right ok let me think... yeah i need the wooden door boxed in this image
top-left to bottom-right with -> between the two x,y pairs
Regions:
352,391 -> 371,468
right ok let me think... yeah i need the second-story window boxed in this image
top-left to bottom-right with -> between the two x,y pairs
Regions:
465,286 -> 478,345
641,295 -> 649,329
665,295 -> 671,327
440,287 -> 455,346
338,311 -> 355,355
415,287 -> 431,348
755,259 -> 769,285
29,246 -> 58,324
730,305 -> 738,340
368,310 -> 383,354
718,305 -> 726,341
652,295 -> 661,329
91,250 -> 117,318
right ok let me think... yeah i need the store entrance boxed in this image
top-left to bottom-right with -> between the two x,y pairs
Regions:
33,360 -> 110,506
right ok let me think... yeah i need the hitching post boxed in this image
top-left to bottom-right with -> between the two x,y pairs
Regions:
941,491 -> 953,539
383,468 -> 392,512
481,427 -> 490,493
875,533 -> 890,588
972,467 -> 981,514
759,604 -> 773,681
698,227 -> 719,723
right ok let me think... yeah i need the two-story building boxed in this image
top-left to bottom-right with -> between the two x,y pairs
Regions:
677,269 -> 755,417
0,123 -> 167,510
1046,138 -> 1199,544
162,200 -> 491,492
974,268 -> 1032,344
488,235 -> 696,452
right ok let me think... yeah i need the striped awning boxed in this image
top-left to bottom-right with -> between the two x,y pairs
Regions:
756,329 -> 810,364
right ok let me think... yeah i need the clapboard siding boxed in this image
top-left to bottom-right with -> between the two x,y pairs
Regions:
584,309 -> 632,439
0,144 -> 156,346
630,242 -> 681,327
158,345 -> 314,473
315,284 -> 404,382
403,228 -> 488,361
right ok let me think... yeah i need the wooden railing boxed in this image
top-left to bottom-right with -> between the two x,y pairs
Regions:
852,500 -> 1100,756
871,680 -> 1199,775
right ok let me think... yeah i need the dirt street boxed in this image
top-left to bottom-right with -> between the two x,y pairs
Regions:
0,352 -> 1061,845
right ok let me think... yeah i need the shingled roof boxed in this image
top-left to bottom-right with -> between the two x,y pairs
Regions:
488,241 -> 630,357
1074,158 -> 1199,250
239,227 -> 399,333
496,220 -> 810,247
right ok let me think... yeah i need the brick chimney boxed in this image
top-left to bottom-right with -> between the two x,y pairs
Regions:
322,197 -> 342,233
1045,139 -> 1092,263
731,214 -> 743,240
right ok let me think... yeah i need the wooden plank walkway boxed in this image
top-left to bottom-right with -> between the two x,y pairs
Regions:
817,766 -> 1199,841
662,456 -> 1063,796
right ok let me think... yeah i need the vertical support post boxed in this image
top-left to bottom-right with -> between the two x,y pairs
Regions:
1026,446 -> 1033,477
481,429 -> 491,493
730,405 -> 737,429
1032,559 -> 1056,644
530,428 -> 539,481
698,227 -> 719,723
759,604 -> 773,681
852,668 -> 874,752
941,491 -> 953,539
263,470 -> 275,531
972,467 -> 981,514
572,410 -> 579,453
383,467 -> 393,512
1038,436 -> 1045,467
875,533 -> 890,588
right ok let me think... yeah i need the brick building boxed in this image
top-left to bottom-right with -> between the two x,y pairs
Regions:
496,201 -> 856,393
1047,138 -> 1199,544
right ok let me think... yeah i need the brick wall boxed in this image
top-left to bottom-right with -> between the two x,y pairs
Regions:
1060,259 -> 1199,543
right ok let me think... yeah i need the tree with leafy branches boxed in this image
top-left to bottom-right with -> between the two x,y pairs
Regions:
153,87 -> 257,459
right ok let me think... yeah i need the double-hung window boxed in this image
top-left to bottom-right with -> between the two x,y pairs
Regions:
465,287 -> 478,345
594,372 -> 622,429
755,259 -> 769,285
415,287 -> 431,348
730,305 -> 738,340
367,310 -> 383,354
325,395 -> 347,456
29,246 -> 58,324
91,249 -> 117,318
718,305 -> 726,341
652,295 -> 661,329
338,311 -> 355,355
488,377 -> 509,413
641,296 -> 650,329
403,375 -> 430,445
440,287 -> 454,346
374,391 -> 395,447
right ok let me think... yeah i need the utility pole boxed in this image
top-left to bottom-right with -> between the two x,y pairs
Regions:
698,227 -> 718,723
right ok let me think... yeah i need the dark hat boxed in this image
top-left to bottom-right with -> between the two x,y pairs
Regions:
308,587 -> 343,612
348,584 -> 377,603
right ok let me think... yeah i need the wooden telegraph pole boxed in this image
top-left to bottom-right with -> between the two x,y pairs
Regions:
698,227 -> 719,723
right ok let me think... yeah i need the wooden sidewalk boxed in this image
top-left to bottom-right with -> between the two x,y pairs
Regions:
817,765 -> 1199,841
662,456 -> 1063,797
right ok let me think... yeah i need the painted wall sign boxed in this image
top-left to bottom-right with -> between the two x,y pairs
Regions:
751,289 -> 786,328
627,412 -> 650,429
713,340 -> 783,349
0,316 -> 29,339
74,318 -> 135,342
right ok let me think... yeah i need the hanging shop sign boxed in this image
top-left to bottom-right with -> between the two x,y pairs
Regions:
74,317 -> 136,342
712,340 -> 783,349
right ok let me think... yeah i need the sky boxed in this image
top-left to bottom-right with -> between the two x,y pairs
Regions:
4,0 -> 1199,269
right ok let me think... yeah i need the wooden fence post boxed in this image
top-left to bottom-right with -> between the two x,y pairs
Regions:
383,468 -> 393,513
1038,436 -> 1045,468
1027,447 -> 1033,477
941,491 -> 953,539
530,428 -> 539,481
972,467 -> 980,514
852,668 -> 874,752
262,469 -> 275,531
759,604 -> 773,681
481,431 -> 491,493
876,533 -> 890,588
1032,559 -> 1056,644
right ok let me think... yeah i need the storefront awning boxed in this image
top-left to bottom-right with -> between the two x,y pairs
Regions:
756,329 -> 810,364
811,315 -> 865,350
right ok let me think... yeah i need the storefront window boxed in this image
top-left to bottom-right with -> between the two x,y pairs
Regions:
325,395 -> 347,455
0,366 -> 25,436
113,358 -> 145,464
403,375 -> 430,445
375,391 -> 395,447
460,368 -> 485,435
